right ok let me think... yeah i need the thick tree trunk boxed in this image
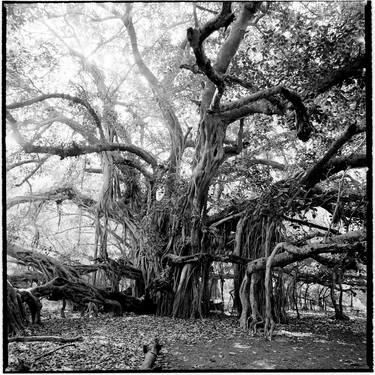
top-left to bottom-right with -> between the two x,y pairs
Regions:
170,3 -> 262,320
7,281 -> 27,336
18,289 -> 42,324
201,262 -> 211,316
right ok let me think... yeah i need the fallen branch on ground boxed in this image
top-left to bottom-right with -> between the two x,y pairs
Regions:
8,335 -> 83,343
139,338 -> 162,370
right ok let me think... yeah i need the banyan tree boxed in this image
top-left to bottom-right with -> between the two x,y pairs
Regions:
6,2 -> 368,335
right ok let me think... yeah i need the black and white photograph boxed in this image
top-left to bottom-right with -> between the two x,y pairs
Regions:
4,1 -> 371,372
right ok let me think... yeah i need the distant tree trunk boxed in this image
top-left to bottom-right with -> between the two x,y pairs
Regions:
61,298 -> 66,318
338,271 -> 344,315
233,218 -> 245,314
293,278 -> 300,319
303,284 -> 309,310
331,269 -> 349,320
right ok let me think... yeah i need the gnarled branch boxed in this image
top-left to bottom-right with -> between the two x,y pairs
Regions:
220,85 -> 313,141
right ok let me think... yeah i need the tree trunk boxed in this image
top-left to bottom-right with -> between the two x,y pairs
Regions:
239,274 -> 250,330
303,284 -> 309,310
18,289 -> 42,324
7,281 -> 27,336
248,272 -> 264,335
293,278 -> 300,319
331,270 -> 349,320
166,3 -> 263,320
233,217 -> 245,314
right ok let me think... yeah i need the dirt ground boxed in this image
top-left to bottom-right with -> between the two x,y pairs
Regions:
162,314 -> 370,370
6,309 -> 371,371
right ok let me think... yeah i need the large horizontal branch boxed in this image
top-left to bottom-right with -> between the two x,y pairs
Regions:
7,186 -> 96,210
220,85 -> 313,141
221,86 -> 290,112
7,93 -> 105,140
22,142 -> 158,168
220,99 -> 281,122
246,231 -> 366,275
165,252 -> 252,265
300,124 -> 366,188
316,154 -> 367,182
312,54 -> 366,95
283,268 -> 366,289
